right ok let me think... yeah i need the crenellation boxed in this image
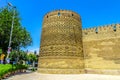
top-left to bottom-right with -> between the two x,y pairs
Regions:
43,10 -> 80,21
82,24 -> 120,36
82,27 -> 97,35
97,26 -> 108,32
116,24 -> 120,31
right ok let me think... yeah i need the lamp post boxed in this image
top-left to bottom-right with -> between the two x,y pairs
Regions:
6,2 -> 16,63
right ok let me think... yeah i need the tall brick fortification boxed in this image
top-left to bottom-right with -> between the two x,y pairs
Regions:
83,24 -> 120,75
38,10 -> 120,74
38,10 -> 84,74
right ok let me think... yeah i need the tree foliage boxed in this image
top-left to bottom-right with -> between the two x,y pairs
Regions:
0,49 -> 2,55
27,53 -> 38,62
0,6 -> 32,52
9,50 -> 38,65
9,50 -> 27,63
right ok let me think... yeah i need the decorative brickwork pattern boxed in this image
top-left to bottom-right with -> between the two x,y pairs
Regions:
38,10 -> 84,74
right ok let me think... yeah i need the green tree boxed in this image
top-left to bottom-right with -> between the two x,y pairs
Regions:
9,50 -> 27,64
0,6 -> 32,52
0,49 -> 2,55
27,53 -> 38,67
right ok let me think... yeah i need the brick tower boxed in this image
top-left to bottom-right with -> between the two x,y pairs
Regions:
38,10 -> 84,74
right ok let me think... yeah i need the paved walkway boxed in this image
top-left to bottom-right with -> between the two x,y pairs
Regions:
6,72 -> 120,80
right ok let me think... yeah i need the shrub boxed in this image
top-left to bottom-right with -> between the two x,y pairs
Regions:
0,64 -> 28,79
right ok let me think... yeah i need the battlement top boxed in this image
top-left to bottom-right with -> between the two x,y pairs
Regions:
44,10 -> 81,21
83,24 -> 120,34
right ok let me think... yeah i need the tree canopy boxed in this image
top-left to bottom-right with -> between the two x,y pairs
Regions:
0,6 -> 32,52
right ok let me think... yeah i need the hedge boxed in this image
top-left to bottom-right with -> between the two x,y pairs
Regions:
0,64 -> 28,79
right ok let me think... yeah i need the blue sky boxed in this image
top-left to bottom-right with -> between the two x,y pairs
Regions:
0,0 -> 120,53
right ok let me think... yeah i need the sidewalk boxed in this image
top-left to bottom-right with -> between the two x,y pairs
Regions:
6,72 -> 120,80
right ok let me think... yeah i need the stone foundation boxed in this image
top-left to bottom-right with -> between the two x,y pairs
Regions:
38,69 -> 85,74
85,69 -> 120,75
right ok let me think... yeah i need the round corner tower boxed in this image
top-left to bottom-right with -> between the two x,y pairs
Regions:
38,10 -> 84,74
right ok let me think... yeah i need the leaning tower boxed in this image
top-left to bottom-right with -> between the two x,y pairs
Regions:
38,10 -> 84,74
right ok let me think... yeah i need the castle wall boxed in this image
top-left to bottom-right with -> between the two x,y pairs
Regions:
38,10 -> 120,74
83,24 -> 120,74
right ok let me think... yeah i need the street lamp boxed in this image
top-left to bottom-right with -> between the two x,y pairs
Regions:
6,2 -> 16,63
